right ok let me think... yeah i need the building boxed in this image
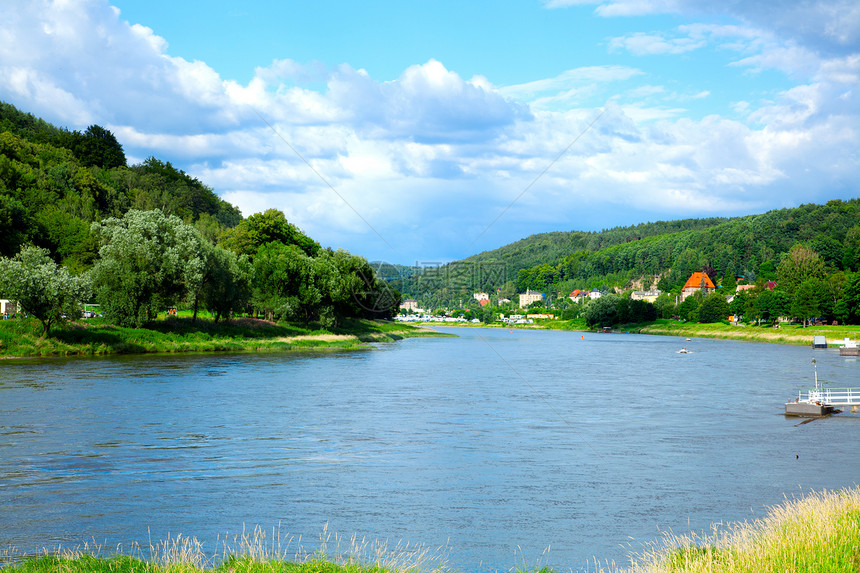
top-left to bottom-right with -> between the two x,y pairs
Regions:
568,289 -> 587,303
473,292 -> 489,302
631,289 -> 662,303
478,299 -> 490,307
518,290 -> 544,308
497,297 -> 511,306
588,289 -> 603,300
400,299 -> 420,312
0,299 -> 17,316
680,272 -> 716,301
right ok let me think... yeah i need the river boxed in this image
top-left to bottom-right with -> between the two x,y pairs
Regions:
1,327 -> 858,571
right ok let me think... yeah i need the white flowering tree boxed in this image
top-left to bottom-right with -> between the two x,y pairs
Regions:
0,246 -> 91,337
89,210 -> 206,327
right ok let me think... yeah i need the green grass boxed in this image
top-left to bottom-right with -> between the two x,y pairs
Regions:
0,316 -> 446,358
627,319 -> 860,346
3,488 -> 858,573
632,487 -> 860,573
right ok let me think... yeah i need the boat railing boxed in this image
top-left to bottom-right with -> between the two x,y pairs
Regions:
797,387 -> 860,406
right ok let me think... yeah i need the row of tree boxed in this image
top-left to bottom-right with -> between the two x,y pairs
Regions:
0,209 -> 400,336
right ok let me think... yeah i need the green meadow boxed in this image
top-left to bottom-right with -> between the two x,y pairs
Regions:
0,314 -> 448,358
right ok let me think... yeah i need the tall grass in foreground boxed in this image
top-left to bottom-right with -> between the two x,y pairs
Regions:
2,524 -> 450,573
625,487 -> 860,573
3,488 -> 859,573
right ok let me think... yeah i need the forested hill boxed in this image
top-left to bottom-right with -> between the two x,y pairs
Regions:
395,199 -> 860,306
0,101 -> 242,271
1,102 -> 400,331
462,217 -> 728,272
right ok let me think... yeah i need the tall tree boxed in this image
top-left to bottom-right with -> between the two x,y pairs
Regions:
791,279 -> 824,327
252,242 -> 321,324
776,244 -> 825,292
200,247 -> 253,323
841,273 -> 860,324
222,209 -> 320,258
89,210 -> 205,327
73,125 -> 126,169
698,292 -> 730,323
0,245 -> 90,337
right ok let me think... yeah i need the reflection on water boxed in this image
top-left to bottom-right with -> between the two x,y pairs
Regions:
1,330 -> 858,572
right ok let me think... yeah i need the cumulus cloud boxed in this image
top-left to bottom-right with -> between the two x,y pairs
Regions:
547,0 -> 860,55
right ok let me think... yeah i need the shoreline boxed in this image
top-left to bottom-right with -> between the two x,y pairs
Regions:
412,319 -> 860,347
0,318 -> 452,359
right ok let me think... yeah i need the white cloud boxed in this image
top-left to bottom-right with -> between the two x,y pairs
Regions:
1,0 -> 859,262
609,32 -> 706,55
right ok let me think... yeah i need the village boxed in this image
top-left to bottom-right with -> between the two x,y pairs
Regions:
395,271 -> 757,325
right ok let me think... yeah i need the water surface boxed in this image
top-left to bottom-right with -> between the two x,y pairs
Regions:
1,328 -> 858,571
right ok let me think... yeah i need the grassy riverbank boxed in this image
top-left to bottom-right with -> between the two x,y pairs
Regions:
3,488 -> 858,573
624,318 -> 860,346
0,315 -> 449,358
416,317 -> 860,347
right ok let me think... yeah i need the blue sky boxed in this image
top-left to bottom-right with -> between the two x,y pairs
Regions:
1,0 -> 859,265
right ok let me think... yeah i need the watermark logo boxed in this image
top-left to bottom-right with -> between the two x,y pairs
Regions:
351,260 -> 509,314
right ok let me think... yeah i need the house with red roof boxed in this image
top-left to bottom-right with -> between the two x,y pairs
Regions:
680,272 -> 716,301
568,289 -> 587,303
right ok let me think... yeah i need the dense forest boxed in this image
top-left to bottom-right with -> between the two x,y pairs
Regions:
0,101 -> 398,335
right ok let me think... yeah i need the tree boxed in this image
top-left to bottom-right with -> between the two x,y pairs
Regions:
89,210 -> 205,327
0,246 -> 90,337
678,293 -> 701,322
730,290 -> 748,319
0,194 -> 32,257
821,272 -> 847,319
252,242 -> 321,324
200,247 -> 253,323
721,270 -> 737,293
582,294 -> 620,327
698,293 -> 730,323
754,289 -> 791,325
72,125 -> 126,169
843,227 -> 860,272
617,297 -> 657,324
791,279 -> 825,327
776,244 -> 825,292
222,209 -> 320,258
841,273 -> 860,324
653,292 -> 677,319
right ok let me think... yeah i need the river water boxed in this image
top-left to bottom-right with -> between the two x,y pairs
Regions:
1,328 -> 858,571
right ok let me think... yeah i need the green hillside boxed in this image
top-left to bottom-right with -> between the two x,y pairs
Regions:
0,101 -> 242,271
396,200 -> 860,309
0,101 -> 400,344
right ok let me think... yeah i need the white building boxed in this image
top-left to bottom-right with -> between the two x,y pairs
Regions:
519,290 -> 544,308
631,289 -> 662,303
0,299 -> 17,315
